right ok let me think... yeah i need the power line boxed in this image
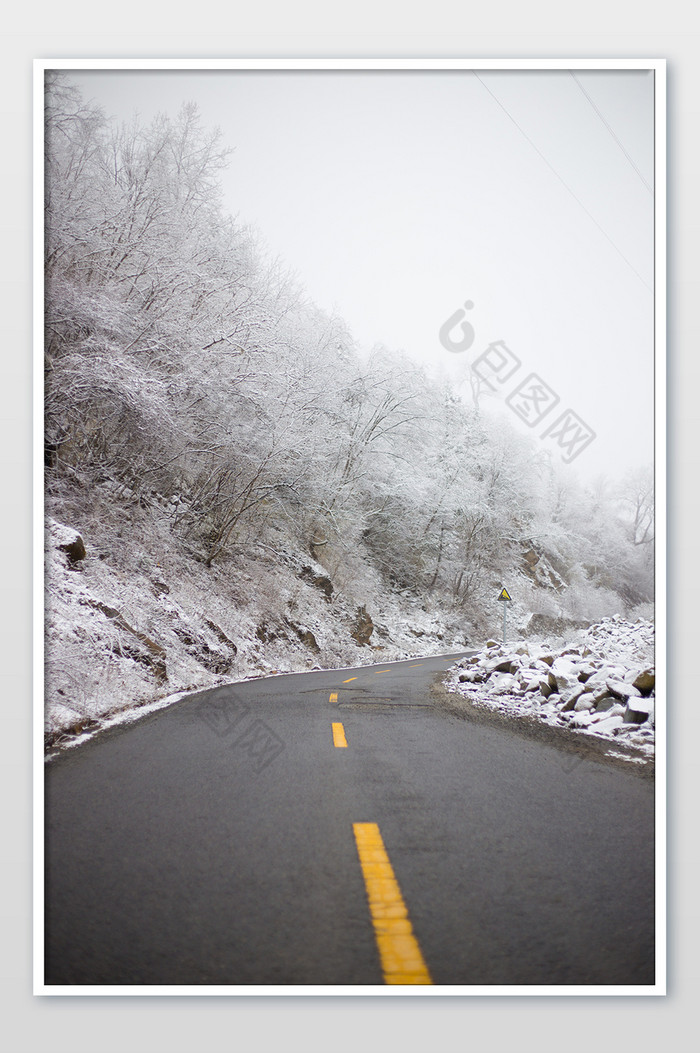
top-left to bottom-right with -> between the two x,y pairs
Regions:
570,71 -> 653,195
472,71 -> 652,294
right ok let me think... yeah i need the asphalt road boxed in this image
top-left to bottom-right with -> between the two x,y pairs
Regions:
44,653 -> 655,987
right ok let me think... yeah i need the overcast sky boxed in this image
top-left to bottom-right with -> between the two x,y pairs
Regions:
66,66 -> 656,481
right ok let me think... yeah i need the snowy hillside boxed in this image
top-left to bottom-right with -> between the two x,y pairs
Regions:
45,512 -> 467,747
42,77 -> 655,747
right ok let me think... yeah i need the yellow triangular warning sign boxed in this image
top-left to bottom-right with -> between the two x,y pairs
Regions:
498,587 -> 512,601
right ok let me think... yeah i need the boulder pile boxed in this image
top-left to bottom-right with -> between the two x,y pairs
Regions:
448,617 -> 655,754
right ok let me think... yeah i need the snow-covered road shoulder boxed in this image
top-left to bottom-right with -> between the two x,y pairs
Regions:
444,617 -> 655,768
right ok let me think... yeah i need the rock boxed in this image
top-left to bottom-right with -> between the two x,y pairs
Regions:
560,689 -> 590,712
298,628 -> 320,653
523,676 -> 541,693
552,660 -> 579,694
623,698 -> 654,724
173,622 -> 234,675
576,664 -> 596,683
459,670 -> 485,683
91,600 -> 167,682
485,640 -> 499,648
632,669 -> 655,695
490,673 -> 519,695
584,666 -> 623,687
539,679 -> 553,699
589,703 -> 625,723
51,519 -> 87,565
540,655 -> 555,667
204,618 -> 237,654
607,678 -> 641,701
585,682 -> 616,705
487,657 -> 518,675
351,606 -> 374,646
524,614 -> 590,637
558,683 -> 586,707
299,565 -> 334,602
591,714 -> 625,735
280,617 -> 322,654
514,644 -> 530,656
521,547 -> 539,573
552,657 -> 577,678
594,695 -> 618,713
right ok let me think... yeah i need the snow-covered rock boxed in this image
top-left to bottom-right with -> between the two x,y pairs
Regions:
487,656 -> 519,675
594,695 -> 619,713
48,517 -> 86,565
624,698 -> 655,724
444,616 -> 655,760
490,672 -> 520,694
606,678 -> 641,701
633,669 -> 655,694
591,714 -> 626,736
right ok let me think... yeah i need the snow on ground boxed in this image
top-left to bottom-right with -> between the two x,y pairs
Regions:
43,690 -> 192,761
445,616 -> 655,763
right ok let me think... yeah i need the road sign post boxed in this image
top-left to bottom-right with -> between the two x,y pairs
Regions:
497,587 -> 512,644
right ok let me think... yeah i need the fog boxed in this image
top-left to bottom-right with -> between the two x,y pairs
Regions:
68,66 -> 656,479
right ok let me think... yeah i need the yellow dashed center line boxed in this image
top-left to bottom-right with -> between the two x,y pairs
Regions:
353,822 -> 433,985
343,677 -> 357,683
332,722 -> 348,748
329,692 -> 338,704
375,669 -> 391,674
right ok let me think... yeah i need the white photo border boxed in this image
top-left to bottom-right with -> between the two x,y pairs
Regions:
33,55 -> 666,998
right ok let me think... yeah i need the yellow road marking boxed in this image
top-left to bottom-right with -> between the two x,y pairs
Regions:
330,692 -> 338,704
332,722 -> 348,748
409,663 -> 423,667
375,669 -> 390,674
353,822 -> 432,985
343,677 -> 357,683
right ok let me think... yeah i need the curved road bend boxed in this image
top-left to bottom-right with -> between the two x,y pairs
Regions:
45,653 -> 654,986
